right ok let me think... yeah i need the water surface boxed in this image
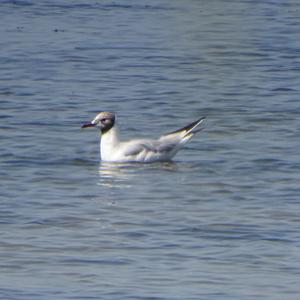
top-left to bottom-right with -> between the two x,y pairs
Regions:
1,0 -> 300,299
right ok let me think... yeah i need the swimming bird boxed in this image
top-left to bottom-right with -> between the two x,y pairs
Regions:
81,112 -> 205,163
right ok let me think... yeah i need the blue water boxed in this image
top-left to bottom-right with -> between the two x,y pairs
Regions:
1,0 -> 300,299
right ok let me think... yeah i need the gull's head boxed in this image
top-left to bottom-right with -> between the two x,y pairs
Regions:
81,111 -> 116,134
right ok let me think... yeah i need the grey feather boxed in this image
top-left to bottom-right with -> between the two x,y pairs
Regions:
123,143 -> 146,156
123,139 -> 178,157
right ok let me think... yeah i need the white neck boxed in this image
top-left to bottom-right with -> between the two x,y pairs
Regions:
100,125 -> 120,161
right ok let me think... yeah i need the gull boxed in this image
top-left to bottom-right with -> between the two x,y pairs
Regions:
81,112 -> 205,163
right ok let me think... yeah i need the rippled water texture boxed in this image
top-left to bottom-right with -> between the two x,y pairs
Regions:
1,0 -> 300,299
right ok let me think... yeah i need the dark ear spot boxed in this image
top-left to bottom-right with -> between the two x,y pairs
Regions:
102,118 -> 111,124
101,117 -> 114,134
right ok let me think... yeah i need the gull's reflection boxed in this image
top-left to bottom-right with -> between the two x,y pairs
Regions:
98,162 -> 136,188
98,161 -> 179,188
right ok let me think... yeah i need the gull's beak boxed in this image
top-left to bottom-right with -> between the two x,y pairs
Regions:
81,122 -> 95,129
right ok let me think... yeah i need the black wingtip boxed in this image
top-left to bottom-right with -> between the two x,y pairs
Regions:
165,117 -> 206,136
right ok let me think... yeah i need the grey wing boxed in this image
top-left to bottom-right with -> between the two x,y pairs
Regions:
123,141 -> 156,157
123,139 -> 178,157
123,143 -> 146,156
157,140 -> 179,152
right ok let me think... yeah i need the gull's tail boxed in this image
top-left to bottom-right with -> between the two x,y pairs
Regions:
163,117 -> 206,139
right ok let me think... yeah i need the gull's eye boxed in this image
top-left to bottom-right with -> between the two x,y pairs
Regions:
101,118 -> 107,123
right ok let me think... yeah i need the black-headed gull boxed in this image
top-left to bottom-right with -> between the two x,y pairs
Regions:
82,112 -> 205,163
